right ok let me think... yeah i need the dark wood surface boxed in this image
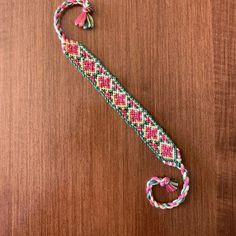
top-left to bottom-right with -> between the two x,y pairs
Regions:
0,0 -> 235,235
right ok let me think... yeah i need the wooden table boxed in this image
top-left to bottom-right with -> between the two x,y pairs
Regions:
0,0 -> 235,235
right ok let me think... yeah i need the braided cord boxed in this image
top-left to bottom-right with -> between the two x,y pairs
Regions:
54,0 -> 93,41
53,1 -> 190,209
146,164 -> 189,209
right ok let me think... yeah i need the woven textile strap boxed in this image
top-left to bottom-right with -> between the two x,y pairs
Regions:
54,0 -> 190,209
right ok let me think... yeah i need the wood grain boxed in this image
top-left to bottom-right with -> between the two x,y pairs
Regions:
0,0 -> 235,235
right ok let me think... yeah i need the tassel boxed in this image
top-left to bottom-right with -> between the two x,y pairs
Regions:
75,12 -> 87,28
74,1 -> 94,30
165,179 -> 178,192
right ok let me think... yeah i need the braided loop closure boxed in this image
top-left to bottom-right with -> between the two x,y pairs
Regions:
146,164 -> 189,209
54,1 -> 190,210
54,0 -> 94,41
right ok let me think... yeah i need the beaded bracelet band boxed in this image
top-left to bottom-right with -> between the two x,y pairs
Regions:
54,0 -> 190,209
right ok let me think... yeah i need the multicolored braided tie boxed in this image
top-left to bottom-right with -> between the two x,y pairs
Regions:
54,0 -> 190,209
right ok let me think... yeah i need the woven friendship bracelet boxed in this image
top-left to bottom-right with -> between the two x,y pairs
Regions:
54,0 -> 190,209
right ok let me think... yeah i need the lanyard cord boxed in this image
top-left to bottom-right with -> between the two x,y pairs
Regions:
54,0 -> 190,209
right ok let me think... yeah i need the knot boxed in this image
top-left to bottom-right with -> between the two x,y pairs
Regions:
158,177 -> 178,192
160,177 -> 171,187
82,6 -> 90,13
82,0 -> 93,13
145,164 -> 189,210
74,0 -> 94,29
146,176 -> 179,209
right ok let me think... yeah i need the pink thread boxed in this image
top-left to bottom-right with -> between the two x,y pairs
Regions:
75,12 -> 87,27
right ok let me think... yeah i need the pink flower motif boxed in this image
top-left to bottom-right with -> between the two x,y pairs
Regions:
161,144 -> 173,158
67,44 -> 78,55
129,109 -> 143,123
114,93 -> 126,106
145,127 -> 158,140
83,60 -> 95,72
98,77 -> 111,89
